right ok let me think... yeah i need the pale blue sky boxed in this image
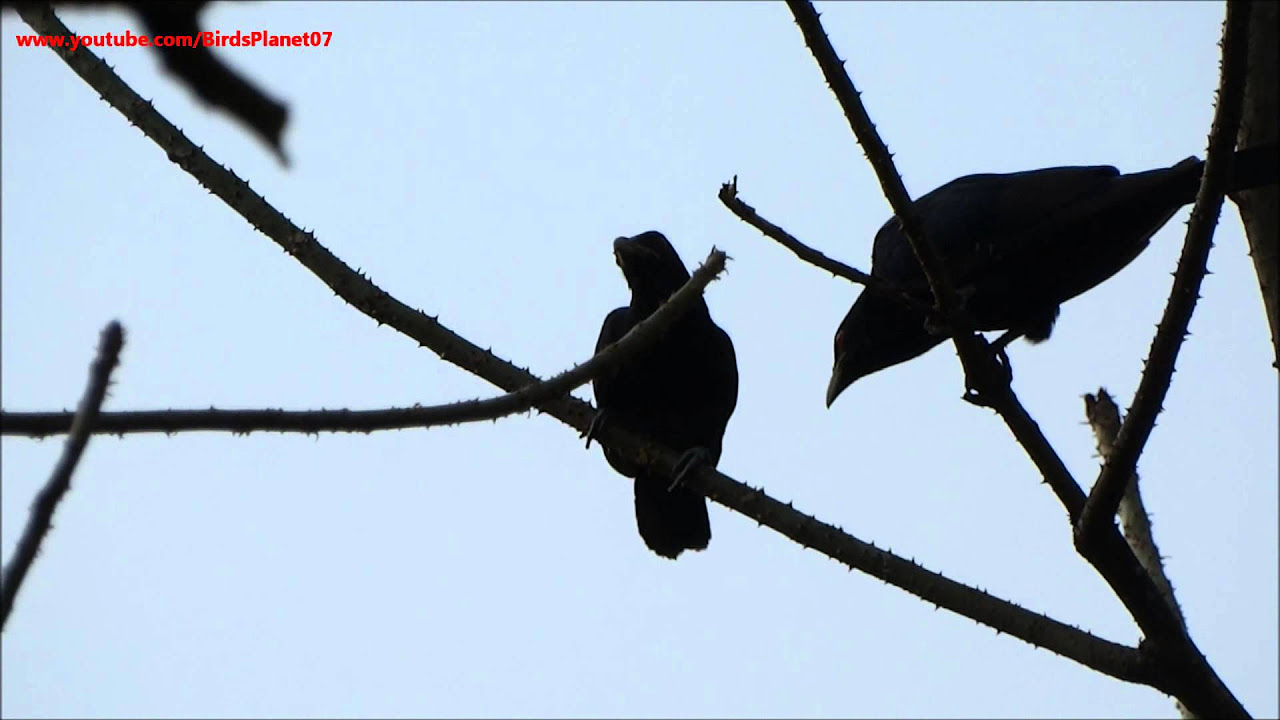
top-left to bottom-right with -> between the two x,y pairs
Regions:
2,2 -> 1276,718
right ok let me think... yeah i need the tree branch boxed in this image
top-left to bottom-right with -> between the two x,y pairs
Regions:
11,2 -> 1164,690
717,177 -> 932,313
1234,0 -> 1279,367
2,250 -> 727,439
1086,388 -> 1192,719
1085,390 -> 1183,626
1,321 -> 124,629
1076,0 -> 1252,551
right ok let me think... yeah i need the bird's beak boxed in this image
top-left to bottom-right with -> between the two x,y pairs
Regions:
826,353 -> 852,408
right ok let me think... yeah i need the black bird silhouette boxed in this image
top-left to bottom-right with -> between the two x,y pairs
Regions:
589,231 -> 739,559
827,144 -> 1279,406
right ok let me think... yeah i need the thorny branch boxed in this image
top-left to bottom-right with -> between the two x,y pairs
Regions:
1084,390 -> 1183,624
1,322 -> 124,629
1,250 -> 728,439
717,177 -> 932,314
1086,388 -> 1191,719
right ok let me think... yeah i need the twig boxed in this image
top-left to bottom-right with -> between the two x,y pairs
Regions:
1085,389 -> 1192,719
1075,0 -> 1252,551
1,321 -> 124,629
1084,390 -> 1183,624
13,2 -> 1163,690
717,178 -> 932,313
2,250 -> 727,439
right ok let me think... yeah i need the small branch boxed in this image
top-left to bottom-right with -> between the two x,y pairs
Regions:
1085,390 -> 1183,624
2,250 -> 727,439
1086,388 -> 1192,720
1,321 -> 124,630
1076,0 -> 1252,551
717,177 -> 932,313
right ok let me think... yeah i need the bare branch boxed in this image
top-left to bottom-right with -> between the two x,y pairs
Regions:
717,177 -> 932,313
1235,0 -> 1279,366
1085,390 -> 1183,624
11,3 -> 1162,689
1,321 -> 124,629
680,466 -> 1154,687
1076,1 -> 1252,551
1086,388 -> 1192,719
2,250 -> 727,439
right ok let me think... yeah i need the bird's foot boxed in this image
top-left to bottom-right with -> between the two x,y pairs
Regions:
924,286 -> 978,338
962,336 -> 1014,408
992,329 -> 1021,354
669,447 -> 713,491
582,410 -> 608,449
990,338 -> 1015,386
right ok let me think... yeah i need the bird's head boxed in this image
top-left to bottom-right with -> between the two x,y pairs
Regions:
613,231 -> 692,303
826,290 -> 945,407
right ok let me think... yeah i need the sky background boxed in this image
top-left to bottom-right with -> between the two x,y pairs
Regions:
2,2 -> 1276,718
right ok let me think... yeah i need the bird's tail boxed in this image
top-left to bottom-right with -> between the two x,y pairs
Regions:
634,475 -> 711,559
1229,142 -> 1280,194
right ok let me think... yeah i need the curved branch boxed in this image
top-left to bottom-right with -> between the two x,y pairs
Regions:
2,321 -> 124,629
717,177 -> 932,313
1085,389 -> 1183,625
2,250 -> 727,439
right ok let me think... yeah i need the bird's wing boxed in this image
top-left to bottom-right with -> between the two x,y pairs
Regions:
871,165 -> 1121,288
592,306 -> 632,409
707,324 -> 740,431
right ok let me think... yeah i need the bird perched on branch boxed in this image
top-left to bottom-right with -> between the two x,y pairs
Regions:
588,231 -> 739,559
826,143 -> 1280,407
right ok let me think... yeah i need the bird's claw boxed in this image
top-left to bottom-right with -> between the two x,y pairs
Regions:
962,336 -> 1014,407
582,410 -> 608,449
669,447 -> 713,491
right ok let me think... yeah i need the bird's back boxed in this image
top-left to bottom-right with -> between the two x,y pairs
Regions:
869,158 -> 1201,330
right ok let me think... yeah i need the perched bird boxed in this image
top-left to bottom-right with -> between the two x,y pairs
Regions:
589,231 -> 739,559
827,144 -> 1280,406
